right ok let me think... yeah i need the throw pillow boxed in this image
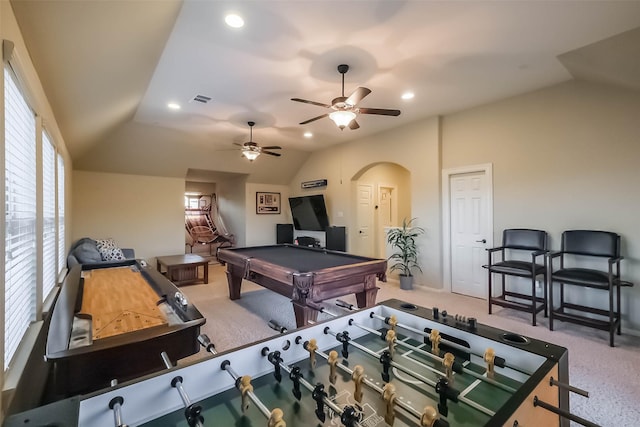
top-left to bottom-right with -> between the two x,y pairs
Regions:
73,241 -> 103,264
96,238 -> 124,261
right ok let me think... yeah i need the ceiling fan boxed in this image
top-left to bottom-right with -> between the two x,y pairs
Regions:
234,121 -> 281,161
291,64 -> 401,130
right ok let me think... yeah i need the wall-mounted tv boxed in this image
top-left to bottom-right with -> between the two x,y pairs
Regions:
288,194 -> 330,231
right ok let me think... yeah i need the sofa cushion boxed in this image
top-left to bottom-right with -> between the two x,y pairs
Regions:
72,241 -> 103,264
96,238 -> 125,261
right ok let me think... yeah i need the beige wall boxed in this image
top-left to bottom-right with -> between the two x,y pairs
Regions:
289,117 -> 442,287
72,171 -> 185,263
442,80 -> 640,330
245,183 -> 291,246
216,176 -> 248,247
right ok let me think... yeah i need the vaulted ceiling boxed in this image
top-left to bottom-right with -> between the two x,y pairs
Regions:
11,0 -> 640,183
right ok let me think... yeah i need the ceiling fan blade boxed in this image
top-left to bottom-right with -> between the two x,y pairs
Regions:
348,119 -> 360,130
300,113 -> 329,125
345,87 -> 371,106
262,150 -> 282,157
233,142 -> 244,147
291,98 -> 331,108
358,108 -> 401,116
261,146 -> 281,150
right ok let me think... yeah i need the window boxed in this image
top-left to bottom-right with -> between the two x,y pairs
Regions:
42,131 -> 56,300
4,66 -> 37,369
57,153 -> 65,274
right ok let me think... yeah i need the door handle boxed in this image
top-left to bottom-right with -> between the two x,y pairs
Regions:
476,239 -> 486,244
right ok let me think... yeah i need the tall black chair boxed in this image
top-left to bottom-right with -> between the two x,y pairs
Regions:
548,230 -> 633,347
486,229 -> 548,326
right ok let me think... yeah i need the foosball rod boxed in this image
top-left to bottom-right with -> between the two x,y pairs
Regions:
160,352 -> 204,427
318,305 -> 515,393
334,301 -> 510,371
108,380 -> 127,427
321,326 -> 494,417
533,397 -> 601,427
196,335 -> 273,421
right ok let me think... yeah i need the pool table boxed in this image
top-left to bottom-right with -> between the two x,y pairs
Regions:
45,259 -> 205,398
217,244 -> 387,327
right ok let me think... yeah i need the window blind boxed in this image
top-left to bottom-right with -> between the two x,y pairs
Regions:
42,132 -> 56,300
57,153 -> 65,273
4,66 -> 37,369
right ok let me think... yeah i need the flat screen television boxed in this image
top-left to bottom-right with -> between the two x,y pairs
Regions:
288,194 -> 330,231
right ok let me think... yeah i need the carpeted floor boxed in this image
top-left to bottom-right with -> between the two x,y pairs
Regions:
179,263 -> 640,427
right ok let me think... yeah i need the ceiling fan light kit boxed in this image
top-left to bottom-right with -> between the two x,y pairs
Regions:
329,110 -> 356,129
292,64 -> 401,130
242,149 -> 260,161
234,121 -> 282,162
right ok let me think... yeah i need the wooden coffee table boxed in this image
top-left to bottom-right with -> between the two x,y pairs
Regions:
156,254 -> 209,286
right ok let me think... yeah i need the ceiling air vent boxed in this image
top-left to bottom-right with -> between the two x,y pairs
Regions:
192,94 -> 212,104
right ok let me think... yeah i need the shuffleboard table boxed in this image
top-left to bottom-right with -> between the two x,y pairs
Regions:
217,244 -> 387,327
45,259 -> 206,397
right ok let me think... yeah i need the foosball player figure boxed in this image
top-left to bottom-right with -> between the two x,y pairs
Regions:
379,349 -> 392,382
421,405 -> 449,427
239,375 -> 253,413
312,383 -> 328,422
443,352 -> 455,384
430,329 -> 441,355
351,365 -> 365,403
268,408 -> 286,427
336,330 -> 351,358
306,338 -> 318,369
384,314 -> 398,332
435,377 -> 459,417
340,405 -> 360,427
289,366 -> 303,400
382,383 -> 397,426
385,329 -> 397,358
328,350 -> 339,385
484,348 -> 496,379
268,351 -> 283,382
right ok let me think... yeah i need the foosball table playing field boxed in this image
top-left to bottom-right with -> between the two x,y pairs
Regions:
6,299 -> 588,427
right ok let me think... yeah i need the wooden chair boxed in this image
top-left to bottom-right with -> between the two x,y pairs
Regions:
486,229 -> 548,326
548,230 -> 633,347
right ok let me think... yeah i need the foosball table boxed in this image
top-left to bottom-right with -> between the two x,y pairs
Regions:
6,299 -> 578,427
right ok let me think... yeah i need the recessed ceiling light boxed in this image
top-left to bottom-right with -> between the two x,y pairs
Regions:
167,102 -> 181,110
401,92 -> 415,100
225,14 -> 244,28
304,132 -> 313,138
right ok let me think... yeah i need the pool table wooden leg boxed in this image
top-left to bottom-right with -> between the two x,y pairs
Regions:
225,266 -> 243,300
355,274 -> 379,308
293,301 -> 319,328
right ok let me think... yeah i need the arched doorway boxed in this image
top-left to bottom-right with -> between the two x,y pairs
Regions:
350,162 -> 411,258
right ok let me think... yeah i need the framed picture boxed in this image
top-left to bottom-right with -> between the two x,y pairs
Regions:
256,192 -> 281,214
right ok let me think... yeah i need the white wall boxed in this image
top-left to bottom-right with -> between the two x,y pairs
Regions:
72,171 -> 185,263
442,80 -> 640,331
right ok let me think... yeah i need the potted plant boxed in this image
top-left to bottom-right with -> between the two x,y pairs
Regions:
386,218 -> 425,290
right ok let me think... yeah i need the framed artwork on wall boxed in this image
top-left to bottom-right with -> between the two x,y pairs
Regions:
256,192 -> 281,214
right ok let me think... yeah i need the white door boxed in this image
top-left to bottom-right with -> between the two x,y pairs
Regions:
355,183 -> 374,257
450,172 -> 490,298
377,186 -> 393,258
